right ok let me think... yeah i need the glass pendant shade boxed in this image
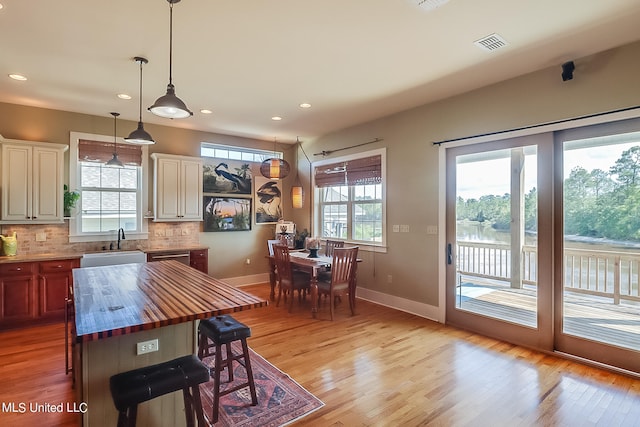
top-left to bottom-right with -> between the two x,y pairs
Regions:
260,158 -> 290,179
125,56 -> 155,144
106,112 -> 124,168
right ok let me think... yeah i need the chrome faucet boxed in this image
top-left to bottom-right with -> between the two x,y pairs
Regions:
117,228 -> 125,250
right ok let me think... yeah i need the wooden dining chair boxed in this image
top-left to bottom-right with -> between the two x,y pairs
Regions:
317,246 -> 359,320
318,239 -> 344,283
324,239 -> 344,257
273,244 -> 311,312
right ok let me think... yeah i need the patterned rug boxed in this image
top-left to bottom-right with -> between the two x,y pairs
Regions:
199,344 -> 324,426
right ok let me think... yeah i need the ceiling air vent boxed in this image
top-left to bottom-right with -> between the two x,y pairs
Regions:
414,0 -> 450,12
474,33 -> 509,52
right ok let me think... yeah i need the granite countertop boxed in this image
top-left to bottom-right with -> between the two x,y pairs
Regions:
0,245 -> 209,264
73,260 -> 267,342
0,252 -> 83,264
144,245 -> 209,254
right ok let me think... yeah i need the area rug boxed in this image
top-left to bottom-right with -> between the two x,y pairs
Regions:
199,343 -> 324,426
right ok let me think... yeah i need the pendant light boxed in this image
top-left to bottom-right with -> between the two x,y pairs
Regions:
106,112 -> 124,168
148,0 -> 193,119
291,137 -> 304,208
125,57 -> 155,144
260,137 -> 291,179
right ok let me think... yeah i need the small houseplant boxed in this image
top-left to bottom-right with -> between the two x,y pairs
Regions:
63,184 -> 80,217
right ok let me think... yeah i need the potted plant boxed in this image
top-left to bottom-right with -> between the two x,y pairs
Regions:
63,184 -> 80,217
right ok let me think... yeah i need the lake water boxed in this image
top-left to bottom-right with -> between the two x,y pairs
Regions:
457,221 -> 640,252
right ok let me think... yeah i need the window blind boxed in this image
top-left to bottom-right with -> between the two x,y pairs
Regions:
78,139 -> 142,166
314,154 -> 381,187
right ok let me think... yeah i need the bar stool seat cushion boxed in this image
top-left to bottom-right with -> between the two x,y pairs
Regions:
199,315 -> 251,345
110,354 -> 209,412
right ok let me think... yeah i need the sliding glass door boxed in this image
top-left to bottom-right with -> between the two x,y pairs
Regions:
445,117 -> 640,373
555,120 -> 640,373
446,134 -> 553,350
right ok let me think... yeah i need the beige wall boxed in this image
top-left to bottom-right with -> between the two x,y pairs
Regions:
0,104 -> 298,278
303,40 -> 640,307
2,39 -> 640,304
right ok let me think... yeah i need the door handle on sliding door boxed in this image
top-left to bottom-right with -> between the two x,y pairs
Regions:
447,243 -> 453,265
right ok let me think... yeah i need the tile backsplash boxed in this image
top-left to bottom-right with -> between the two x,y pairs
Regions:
0,221 -> 201,256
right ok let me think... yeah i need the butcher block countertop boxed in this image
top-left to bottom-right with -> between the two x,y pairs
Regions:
72,260 -> 267,343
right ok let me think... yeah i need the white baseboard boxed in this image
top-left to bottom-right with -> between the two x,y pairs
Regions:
222,273 -> 270,287
223,274 -> 443,323
356,287 -> 442,323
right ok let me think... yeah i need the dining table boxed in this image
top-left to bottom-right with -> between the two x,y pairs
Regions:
267,250 -> 359,318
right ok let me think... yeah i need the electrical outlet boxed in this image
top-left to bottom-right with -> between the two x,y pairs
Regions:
35,232 -> 47,242
392,225 -> 400,233
245,258 -> 251,265
182,228 -> 188,236
136,339 -> 159,355
387,274 -> 393,284
426,225 -> 438,235
165,229 -> 173,237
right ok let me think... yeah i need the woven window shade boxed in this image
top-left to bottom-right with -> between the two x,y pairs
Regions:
78,139 -> 142,166
314,154 -> 381,188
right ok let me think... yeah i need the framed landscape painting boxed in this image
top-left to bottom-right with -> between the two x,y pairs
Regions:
203,196 -> 251,232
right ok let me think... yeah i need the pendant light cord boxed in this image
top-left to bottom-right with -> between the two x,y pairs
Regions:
137,60 -> 144,121
168,1 -> 174,86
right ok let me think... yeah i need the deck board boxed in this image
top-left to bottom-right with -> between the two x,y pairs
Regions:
458,280 -> 640,350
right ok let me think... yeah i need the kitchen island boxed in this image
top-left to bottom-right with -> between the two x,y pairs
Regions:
72,260 -> 267,426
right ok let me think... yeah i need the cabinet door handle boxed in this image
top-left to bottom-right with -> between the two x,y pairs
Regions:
11,267 -> 22,272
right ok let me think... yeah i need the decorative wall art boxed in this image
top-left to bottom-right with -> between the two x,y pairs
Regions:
254,176 -> 283,224
203,196 -> 251,232
203,159 -> 252,194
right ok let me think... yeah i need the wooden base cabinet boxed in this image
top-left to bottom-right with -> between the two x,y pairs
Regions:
190,249 -> 208,274
0,262 -> 36,326
38,259 -> 80,319
0,258 -> 79,328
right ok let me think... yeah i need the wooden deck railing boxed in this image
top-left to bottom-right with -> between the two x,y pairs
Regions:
456,241 -> 640,304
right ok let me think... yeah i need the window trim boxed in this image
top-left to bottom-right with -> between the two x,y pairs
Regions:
69,132 -> 149,243
312,147 -> 387,252
200,142 -> 282,162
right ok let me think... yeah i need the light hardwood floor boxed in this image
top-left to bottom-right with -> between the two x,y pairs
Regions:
1,283 -> 640,426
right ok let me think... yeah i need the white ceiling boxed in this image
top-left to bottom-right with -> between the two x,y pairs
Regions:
1,0 -> 640,143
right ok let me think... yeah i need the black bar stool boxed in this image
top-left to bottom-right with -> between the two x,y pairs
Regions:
109,354 -> 209,427
197,314 -> 258,424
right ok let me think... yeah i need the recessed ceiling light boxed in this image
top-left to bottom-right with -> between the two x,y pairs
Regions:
8,74 -> 27,81
271,116 -> 282,121
0,4 -> 4,10
299,103 -> 311,109
117,93 -> 132,100
200,109 -> 213,114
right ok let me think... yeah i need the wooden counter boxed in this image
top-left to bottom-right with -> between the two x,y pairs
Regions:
72,260 -> 267,426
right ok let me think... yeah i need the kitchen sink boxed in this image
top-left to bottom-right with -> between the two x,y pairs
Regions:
80,250 -> 147,268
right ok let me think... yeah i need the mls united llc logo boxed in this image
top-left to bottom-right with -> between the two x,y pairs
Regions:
2,401 -> 88,413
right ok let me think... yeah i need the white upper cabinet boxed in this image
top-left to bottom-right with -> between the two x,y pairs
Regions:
1,138 -> 67,224
151,153 -> 203,221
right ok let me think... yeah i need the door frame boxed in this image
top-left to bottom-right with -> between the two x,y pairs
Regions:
444,134 -> 554,351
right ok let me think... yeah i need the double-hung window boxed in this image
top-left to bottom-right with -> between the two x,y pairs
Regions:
68,132 -> 149,242
314,148 -> 386,247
